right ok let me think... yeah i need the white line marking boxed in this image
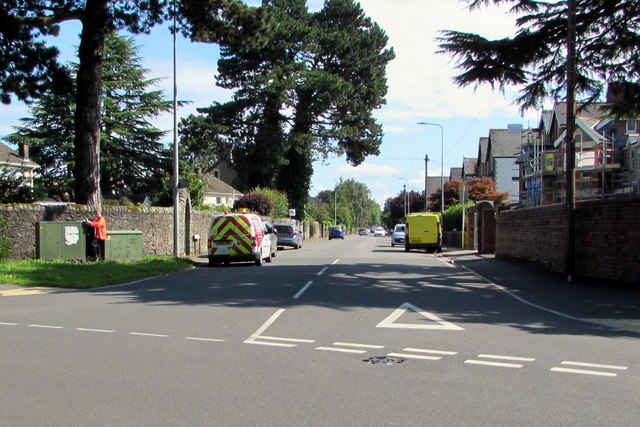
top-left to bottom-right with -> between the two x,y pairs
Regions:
315,347 -> 367,354
403,348 -> 457,355
333,342 -> 385,349
259,335 -> 315,343
129,332 -> 168,337
247,340 -> 297,348
293,281 -> 313,299
478,354 -> 535,362
387,352 -> 442,361
317,267 -> 328,276
561,361 -> 627,370
185,337 -> 225,342
0,322 -> 18,326
551,367 -> 617,377
377,302 -> 465,330
331,259 -> 340,265
465,360 -> 523,368
244,308 -> 286,344
76,328 -> 114,333
29,324 -> 63,329
460,266 -> 636,332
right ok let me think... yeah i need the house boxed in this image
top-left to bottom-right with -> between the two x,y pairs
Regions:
461,157 -> 478,181
0,142 -> 39,187
479,127 -> 527,204
449,167 -> 463,182
202,174 -> 243,208
518,100 -> 638,206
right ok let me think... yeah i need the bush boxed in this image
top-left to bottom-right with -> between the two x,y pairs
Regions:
442,203 -> 472,231
233,193 -> 274,216
252,187 -> 289,218
0,216 -> 13,262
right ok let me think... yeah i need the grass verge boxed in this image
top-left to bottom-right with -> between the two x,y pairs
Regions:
0,257 -> 195,289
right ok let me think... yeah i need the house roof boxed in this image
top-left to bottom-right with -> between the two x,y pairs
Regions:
462,157 -> 477,177
552,103 -> 610,128
449,167 -> 463,182
478,137 -> 489,163
204,174 -> 242,195
0,142 -> 39,169
426,176 -> 447,196
488,129 -> 523,157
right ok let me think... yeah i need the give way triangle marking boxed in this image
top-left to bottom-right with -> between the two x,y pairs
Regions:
376,302 -> 465,330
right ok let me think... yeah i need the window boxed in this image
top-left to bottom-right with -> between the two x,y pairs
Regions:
627,120 -> 638,133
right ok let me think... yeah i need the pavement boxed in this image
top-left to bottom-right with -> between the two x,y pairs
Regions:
2,243 -> 639,335
439,248 -> 640,335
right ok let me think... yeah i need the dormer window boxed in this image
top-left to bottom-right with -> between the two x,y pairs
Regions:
627,119 -> 638,133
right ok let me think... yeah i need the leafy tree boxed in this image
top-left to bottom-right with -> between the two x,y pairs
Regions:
437,0 -> 640,116
382,190 -> 426,228
233,192 -> 274,216
2,0 -> 266,205
181,0 -> 394,219
465,176 -> 509,204
252,187 -> 289,218
6,32 -> 173,200
429,180 -> 463,212
0,170 -> 34,203
305,196 -> 333,224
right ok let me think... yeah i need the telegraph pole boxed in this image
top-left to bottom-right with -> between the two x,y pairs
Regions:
565,0 -> 577,281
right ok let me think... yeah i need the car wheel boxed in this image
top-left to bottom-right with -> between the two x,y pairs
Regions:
255,253 -> 263,266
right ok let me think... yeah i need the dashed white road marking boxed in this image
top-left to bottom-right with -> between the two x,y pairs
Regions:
316,346 -> 367,354
333,342 -> 385,349
403,347 -> 457,356
331,259 -> 340,265
387,352 -> 442,361
551,367 -> 618,377
29,324 -> 63,329
293,281 -> 313,299
185,337 -> 225,342
76,328 -> 114,333
0,322 -> 18,326
465,360 -> 524,368
560,361 -> 627,370
317,267 -> 328,276
129,332 -> 168,337
478,354 -> 535,362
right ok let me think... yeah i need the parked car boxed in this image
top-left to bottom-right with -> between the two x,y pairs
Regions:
391,224 -> 406,247
358,228 -> 368,236
208,213 -> 277,266
328,226 -> 345,240
274,224 -> 303,249
374,227 -> 386,237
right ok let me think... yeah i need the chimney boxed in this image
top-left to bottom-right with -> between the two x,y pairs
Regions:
18,143 -> 29,160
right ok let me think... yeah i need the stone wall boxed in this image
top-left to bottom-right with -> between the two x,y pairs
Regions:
0,203 -> 319,260
496,197 -> 640,284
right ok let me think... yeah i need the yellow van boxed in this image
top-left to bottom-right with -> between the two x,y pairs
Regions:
404,212 -> 442,253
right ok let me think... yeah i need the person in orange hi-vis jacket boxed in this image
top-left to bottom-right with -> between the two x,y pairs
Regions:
86,210 -> 107,260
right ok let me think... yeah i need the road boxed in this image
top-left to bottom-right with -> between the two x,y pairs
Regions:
1,236 -> 638,426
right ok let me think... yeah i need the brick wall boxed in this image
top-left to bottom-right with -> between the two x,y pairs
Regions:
496,198 -> 640,284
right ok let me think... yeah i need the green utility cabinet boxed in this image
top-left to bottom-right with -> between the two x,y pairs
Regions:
36,221 -> 87,260
105,230 -> 143,261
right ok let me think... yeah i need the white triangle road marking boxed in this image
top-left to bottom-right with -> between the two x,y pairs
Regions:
376,302 -> 465,330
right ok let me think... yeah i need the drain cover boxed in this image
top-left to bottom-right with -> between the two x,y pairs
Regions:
362,356 -> 407,365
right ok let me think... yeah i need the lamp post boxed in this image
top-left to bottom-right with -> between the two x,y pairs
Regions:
417,122 -> 444,217
398,178 -> 408,218
172,0 -> 180,257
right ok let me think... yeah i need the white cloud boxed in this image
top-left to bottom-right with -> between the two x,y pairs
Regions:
337,163 -> 402,178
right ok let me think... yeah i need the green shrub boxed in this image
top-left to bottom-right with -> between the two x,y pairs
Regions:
233,193 -> 274,216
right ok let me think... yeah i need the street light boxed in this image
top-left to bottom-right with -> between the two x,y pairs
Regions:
417,122 -> 444,218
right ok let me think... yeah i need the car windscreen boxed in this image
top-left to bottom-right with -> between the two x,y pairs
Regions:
274,225 -> 291,233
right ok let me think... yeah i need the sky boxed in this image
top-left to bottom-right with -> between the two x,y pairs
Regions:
0,0 -> 543,207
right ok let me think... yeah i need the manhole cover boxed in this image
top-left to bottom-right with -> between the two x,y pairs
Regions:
362,356 -> 407,365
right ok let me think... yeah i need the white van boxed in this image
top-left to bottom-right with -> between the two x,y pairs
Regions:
207,213 -> 277,266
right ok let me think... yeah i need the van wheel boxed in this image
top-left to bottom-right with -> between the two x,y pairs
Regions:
265,251 -> 272,263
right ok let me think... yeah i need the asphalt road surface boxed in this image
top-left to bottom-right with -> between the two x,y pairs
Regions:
1,235 -> 638,426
